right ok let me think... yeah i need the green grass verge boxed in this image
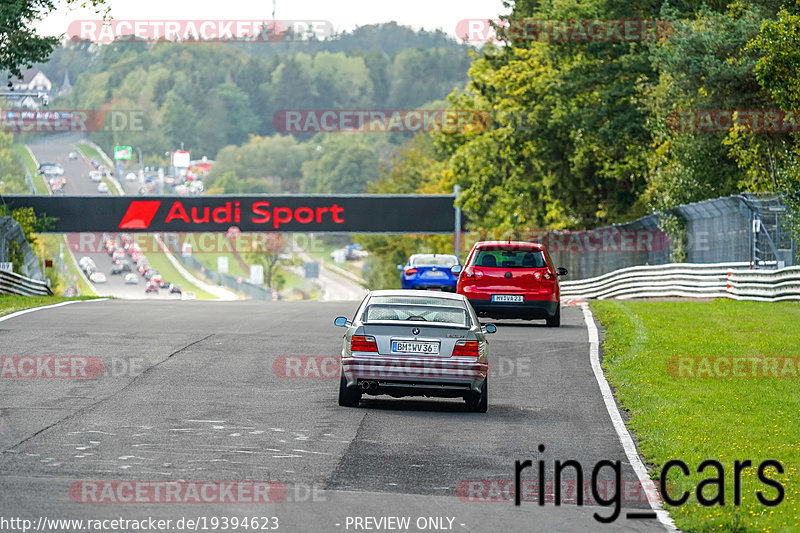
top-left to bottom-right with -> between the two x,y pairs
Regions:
35,234 -> 97,297
190,251 -> 248,277
12,144 -> 49,194
75,143 -> 118,195
591,299 -> 800,532
142,249 -> 218,300
0,294 -> 98,317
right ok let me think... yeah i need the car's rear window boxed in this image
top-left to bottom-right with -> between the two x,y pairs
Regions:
363,304 -> 469,326
472,248 -> 546,269
369,295 -> 464,307
410,254 -> 458,267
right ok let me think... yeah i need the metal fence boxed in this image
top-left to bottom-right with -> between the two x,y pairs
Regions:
0,215 -> 45,280
546,194 -> 796,280
163,241 -> 272,300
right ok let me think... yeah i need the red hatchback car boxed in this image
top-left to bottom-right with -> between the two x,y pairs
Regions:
456,241 -> 567,326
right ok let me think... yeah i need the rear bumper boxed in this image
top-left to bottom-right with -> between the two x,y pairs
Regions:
467,297 -> 559,319
401,280 -> 458,292
342,355 -> 487,397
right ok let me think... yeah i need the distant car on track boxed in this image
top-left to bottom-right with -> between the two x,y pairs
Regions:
68,151 -> 78,160
145,281 -> 159,294
124,273 -> 139,284
97,182 -> 109,194
456,241 -> 567,327
398,253 -> 460,292
39,162 -> 64,176
334,289 -> 495,412
89,272 -> 107,284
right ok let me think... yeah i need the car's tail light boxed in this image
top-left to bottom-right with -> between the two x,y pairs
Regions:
463,268 -> 483,280
452,340 -> 480,357
543,270 -> 555,282
404,268 -> 418,275
351,335 -> 378,353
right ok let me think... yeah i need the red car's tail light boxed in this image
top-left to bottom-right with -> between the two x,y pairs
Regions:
404,268 -> 418,275
463,268 -> 483,280
452,340 -> 480,357
351,335 -> 378,352
543,270 -> 555,282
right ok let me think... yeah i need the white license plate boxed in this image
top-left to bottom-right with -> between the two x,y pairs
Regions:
424,271 -> 446,278
492,294 -> 523,303
391,341 -> 439,355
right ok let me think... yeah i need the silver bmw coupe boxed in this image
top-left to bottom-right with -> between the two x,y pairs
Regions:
334,289 -> 496,412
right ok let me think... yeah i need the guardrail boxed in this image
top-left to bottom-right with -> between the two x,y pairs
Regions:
560,262 -> 800,301
0,269 -> 53,296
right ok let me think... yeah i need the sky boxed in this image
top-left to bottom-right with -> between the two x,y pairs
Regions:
37,0 -> 512,42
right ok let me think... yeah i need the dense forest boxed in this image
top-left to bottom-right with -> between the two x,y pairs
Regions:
356,0 -> 800,287
24,23 -> 472,195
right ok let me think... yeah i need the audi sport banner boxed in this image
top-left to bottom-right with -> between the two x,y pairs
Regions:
4,195 -> 459,233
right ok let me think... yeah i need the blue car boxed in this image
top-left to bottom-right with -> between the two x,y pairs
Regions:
398,253 -> 460,292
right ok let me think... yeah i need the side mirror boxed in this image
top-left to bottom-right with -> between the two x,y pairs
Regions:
397,264 -> 404,270
450,265 -> 463,274
556,267 -> 568,277
484,323 -> 497,334
333,316 -> 350,327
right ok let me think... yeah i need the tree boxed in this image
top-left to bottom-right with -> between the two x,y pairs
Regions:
300,135 -> 380,193
245,233 -> 287,289
1,0 -> 107,81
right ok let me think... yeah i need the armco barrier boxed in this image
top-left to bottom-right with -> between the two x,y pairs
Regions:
0,269 -> 53,296
560,262 -> 800,301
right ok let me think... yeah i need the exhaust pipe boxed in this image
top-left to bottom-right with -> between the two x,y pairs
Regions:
360,381 -> 378,391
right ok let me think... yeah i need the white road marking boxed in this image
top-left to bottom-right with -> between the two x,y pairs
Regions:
0,298 -> 108,323
579,302 -> 678,532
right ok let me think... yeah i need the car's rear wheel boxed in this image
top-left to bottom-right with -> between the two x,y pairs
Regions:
338,374 -> 361,407
466,378 -> 488,413
546,305 -> 561,327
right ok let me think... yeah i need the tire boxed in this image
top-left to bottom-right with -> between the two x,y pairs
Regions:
338,374 -> 361,407
546,304 -> 561,327
466,378 -> 488,413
